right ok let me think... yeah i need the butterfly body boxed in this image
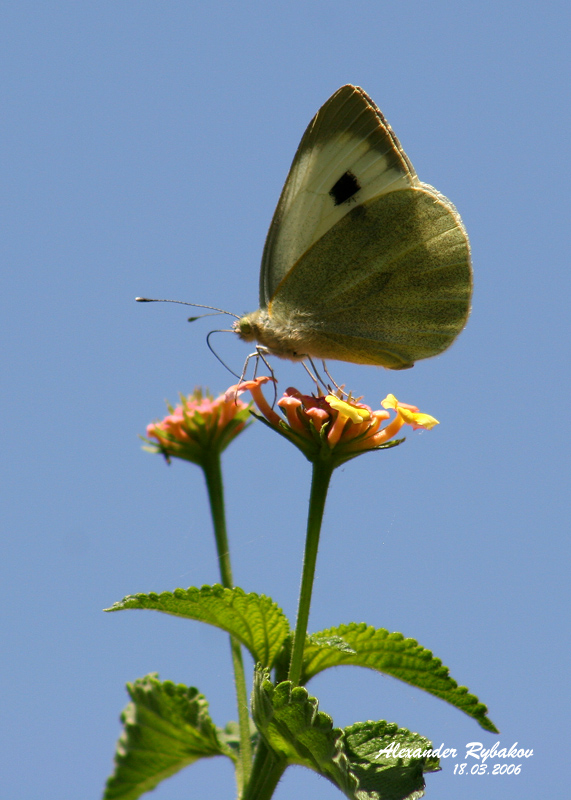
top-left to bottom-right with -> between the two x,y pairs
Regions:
235,85 -> 472,370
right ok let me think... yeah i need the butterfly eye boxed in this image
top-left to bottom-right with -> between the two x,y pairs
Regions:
329,170 -> 361,205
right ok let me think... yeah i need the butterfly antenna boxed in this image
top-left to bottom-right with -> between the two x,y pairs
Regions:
187,312 -> 230,322
136,297 -> 240,319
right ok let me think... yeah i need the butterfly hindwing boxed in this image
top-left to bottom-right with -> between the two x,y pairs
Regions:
268,184 -> 472,368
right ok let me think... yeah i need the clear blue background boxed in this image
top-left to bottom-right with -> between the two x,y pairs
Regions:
2,2 -> 569,798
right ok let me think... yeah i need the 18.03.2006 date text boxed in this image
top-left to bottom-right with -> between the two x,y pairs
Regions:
454,763 -> 522,775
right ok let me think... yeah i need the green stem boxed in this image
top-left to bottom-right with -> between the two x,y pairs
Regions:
202,452 -> 252,790
241,739 -> 286,800
288,458 -> 334,686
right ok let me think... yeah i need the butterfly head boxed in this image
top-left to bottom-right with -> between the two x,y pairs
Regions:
234,309 -> 315,361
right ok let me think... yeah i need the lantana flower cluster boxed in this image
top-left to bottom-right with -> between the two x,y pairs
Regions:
146,378 -> 438,469
231,377 -> 438,466
146,388 -> 252,464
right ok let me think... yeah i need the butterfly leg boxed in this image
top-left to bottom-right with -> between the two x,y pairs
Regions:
304,357 -> 347,398
237,347 -> 278,407
302,357 -> 328,395
321,360 -> 348,398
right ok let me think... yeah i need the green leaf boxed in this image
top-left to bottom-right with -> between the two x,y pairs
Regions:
342,720 -> 439,800
105,585 -> 290,668
251,668 -> 438,800
251,667 -> 358,797
309,632 -> 357,653
103,674 -> 231,800
218,719 -> 260,791
302,623 -> 498,733
217,718 -> 259,761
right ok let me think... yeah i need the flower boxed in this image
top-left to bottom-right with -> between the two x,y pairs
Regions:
381,394 -> 439,431
236,378 -> 439,466
145,387 -> 252,464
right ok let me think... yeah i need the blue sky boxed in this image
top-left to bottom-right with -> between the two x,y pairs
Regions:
2,2 -> 569,799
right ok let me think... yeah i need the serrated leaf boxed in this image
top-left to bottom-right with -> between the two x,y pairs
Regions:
302,623 -> 498,733
217,719 -> 259,762
251,669 -> 438,800
103,674 -> 231,800
342,720 -> 439,800
105,585 -> 290,668
251,667 -> 358,797
309,633 -> 357,653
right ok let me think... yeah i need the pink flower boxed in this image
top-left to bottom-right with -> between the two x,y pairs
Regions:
146,388 -> 252,464
237,379 -> 439,465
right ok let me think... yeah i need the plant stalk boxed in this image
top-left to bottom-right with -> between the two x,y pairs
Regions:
241,739 -> 286,800
202,452 -> 252,789
288,458 -> 334,686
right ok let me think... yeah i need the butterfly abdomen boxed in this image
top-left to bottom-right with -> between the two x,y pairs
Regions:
235,307 -> 416,368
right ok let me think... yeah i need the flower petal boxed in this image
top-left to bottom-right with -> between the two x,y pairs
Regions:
326,395 -> 371,423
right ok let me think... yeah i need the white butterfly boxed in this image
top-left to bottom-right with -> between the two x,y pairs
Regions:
235,84 -> 472,370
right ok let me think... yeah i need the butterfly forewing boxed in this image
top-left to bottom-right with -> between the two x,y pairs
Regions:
260,85 -> 418,305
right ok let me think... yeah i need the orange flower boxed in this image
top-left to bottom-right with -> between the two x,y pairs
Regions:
238,379 -> 438,466
145,388 -> 252,464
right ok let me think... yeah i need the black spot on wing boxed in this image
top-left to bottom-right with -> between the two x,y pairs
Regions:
329,170 -> 361,205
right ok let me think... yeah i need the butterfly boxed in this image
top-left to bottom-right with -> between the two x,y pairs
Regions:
234,84 -> 472,370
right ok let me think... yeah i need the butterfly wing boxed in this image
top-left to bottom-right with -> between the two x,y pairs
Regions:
268,184 -> 472,368
260,85 -> 419,306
